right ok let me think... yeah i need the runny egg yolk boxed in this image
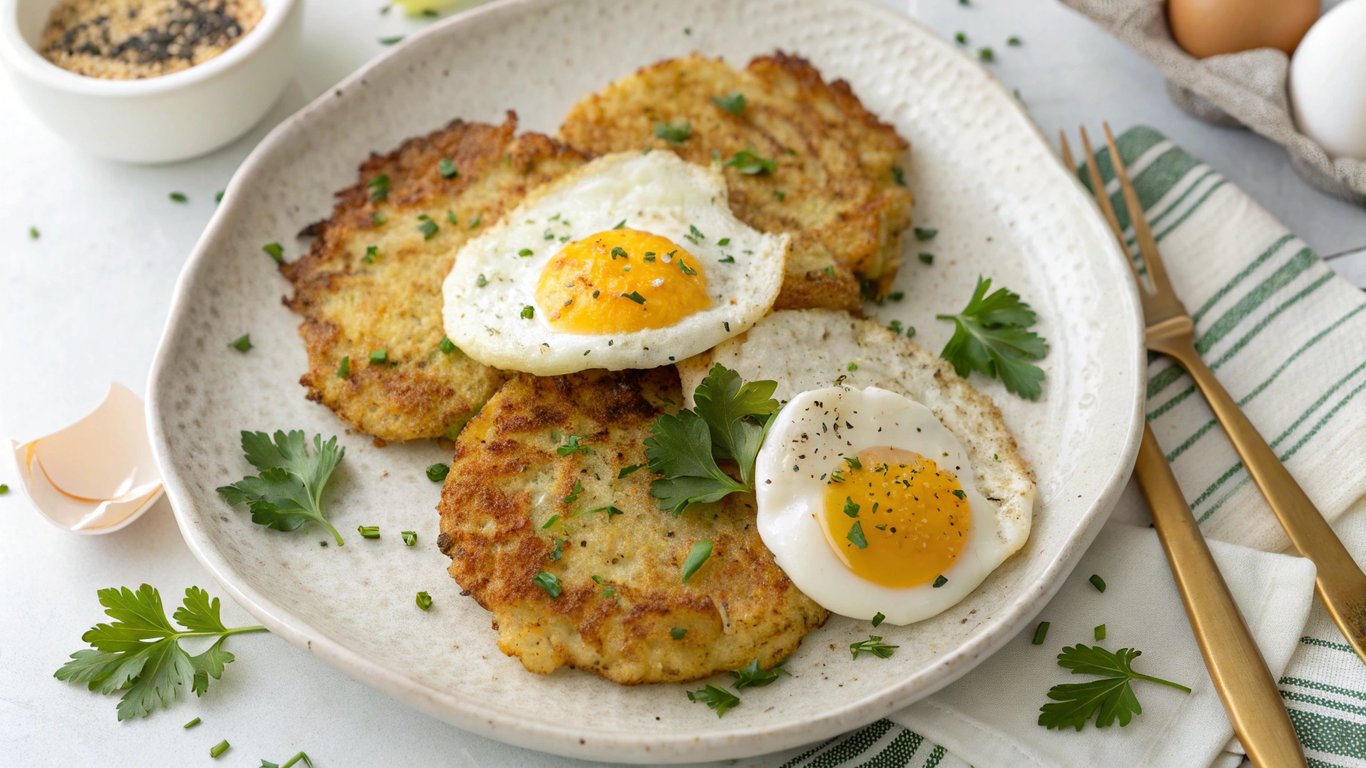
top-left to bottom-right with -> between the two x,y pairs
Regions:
534,229 -> 710,334
819,447 -> 971,588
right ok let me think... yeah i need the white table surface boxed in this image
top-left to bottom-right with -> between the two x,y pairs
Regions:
2,1 -> 1363,766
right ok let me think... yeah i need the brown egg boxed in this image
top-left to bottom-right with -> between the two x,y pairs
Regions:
1169,0 -> 1321,57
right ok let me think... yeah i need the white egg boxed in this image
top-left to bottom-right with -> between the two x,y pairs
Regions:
1290,0 -> 1366,160
442,151 -> 788,375
754,385 -> 1025,625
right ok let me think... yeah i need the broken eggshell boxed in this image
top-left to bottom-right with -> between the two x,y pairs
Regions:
10,383 -> 163,534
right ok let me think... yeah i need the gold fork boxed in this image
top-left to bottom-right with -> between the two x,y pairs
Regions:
1063,127 -> 1305,768
1075,124 -> 1366,665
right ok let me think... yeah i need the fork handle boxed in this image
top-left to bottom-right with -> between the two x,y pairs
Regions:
1152,329 -> 1366,663
1136,425 -> 1306,767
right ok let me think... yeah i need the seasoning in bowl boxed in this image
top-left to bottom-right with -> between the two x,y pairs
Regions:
39,0 -> 264,80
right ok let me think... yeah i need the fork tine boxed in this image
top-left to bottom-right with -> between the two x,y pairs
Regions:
1077,127 -> 1129,252
1102,122 -> 1174,296
1058,130 -> 1076,174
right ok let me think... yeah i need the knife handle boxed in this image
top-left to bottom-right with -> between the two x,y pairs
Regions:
1135,425 -> 1305,767
1153,334 -> 1366,663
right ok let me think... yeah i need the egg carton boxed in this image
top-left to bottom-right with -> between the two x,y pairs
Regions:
1062,0 -> 1366,206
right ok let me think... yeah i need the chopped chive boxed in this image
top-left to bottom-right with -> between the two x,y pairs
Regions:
562,479 -> 583,504
585,505 -> 624,518
1094,623 -> 1106,641
678,258 -> 697,276
209,740 -> 230,758
263,242 -> 284,263
357,525 -> 380,539
621,291 -> 645,304
1089,574 -> 1107,592
378,35 -> 404,45
520,305 -> 534,319
415,591 -> 433,611
871,611 -> 885,627
889,319 -> 904,335
532,571 -> 561,597
363,244 -> 379,264
914,227 -> 938,241
1007,35 -> 1022,46
954,31 -> 967,45
613,219 -> 627,229
681,539 -> 713,582
336,356 -> 350,378
687,224 -> 706,243
932,574 -> 948,588
618,464 -> 644,479
889,291 -> 905,302
169,192 -> 188,203
369,349 -> 388,364
951,489 -> 966,500
438,158 -> 458,178
717,237 -> 731,246
183,716 -> 201,729
229,334 -> 252,353
978,47 -> 994,62
28,226 -> 40,239
847,521 -> 868,549
670,626 -> 687,640
891,165 -> 906,186
610,246 -> 628,260
426,463 -> 450,482
542,514 -> 559,529
518,248 -> 534,257
439,336 -> 456,354
214,190 -> 224,203
401,530 -> 417,546
918,252 -> 934,265
1032,621 -> 1050,645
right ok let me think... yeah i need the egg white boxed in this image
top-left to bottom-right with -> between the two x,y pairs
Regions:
441,151 -> 787,376
754,385 -> 1020,625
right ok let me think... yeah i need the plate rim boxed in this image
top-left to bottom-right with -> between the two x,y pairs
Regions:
146,0 -> 1146,761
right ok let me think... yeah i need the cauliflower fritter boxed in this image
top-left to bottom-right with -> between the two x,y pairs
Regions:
436,367 -> 828,683
559,52 -> 915,312
282,114 -> 586,442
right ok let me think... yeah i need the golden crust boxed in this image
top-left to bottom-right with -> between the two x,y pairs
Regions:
437,368 -> 828,683
282,114 -> 586,441
559,52 -> 915,312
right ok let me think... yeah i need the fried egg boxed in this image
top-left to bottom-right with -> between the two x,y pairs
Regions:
754,385 -> 1027,625
441,151 -> 788,375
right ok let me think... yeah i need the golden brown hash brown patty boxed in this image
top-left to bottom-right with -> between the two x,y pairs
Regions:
437,367 -> 828,683
559,52 -> 915,312
282,114 -> 586,442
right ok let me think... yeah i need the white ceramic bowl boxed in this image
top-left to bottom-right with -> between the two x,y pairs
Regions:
0,0 -> 302,163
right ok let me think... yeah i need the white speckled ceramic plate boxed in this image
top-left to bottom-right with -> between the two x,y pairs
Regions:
147,0 -> 1144,762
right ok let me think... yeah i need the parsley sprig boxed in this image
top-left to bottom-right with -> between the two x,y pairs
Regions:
54,585 -> 267,720
1038,644 -> 1190,731
937,276 -> 1048,400
644,364 -> 779,514
216,431 -> 346,546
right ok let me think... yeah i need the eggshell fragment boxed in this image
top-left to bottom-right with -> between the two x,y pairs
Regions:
9,383 -> 163,534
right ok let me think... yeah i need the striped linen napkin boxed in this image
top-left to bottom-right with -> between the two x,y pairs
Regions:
731,126 -> 1366,768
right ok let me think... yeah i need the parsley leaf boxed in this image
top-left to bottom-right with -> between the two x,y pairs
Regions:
730,658 -> 790,689
936,276 -> 1049,400
216,431 -> 346,546
53,585 -> 267,720
681,539 -> 713,582
1039,645 -> 1190,731
644,364 -> 778,513
557,435 -> 593,456
712,91 -> 747,114
653,121 -> 691,144
723,148 -> 777,175
850,635 -> 899,659
687,684 -> 740,717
